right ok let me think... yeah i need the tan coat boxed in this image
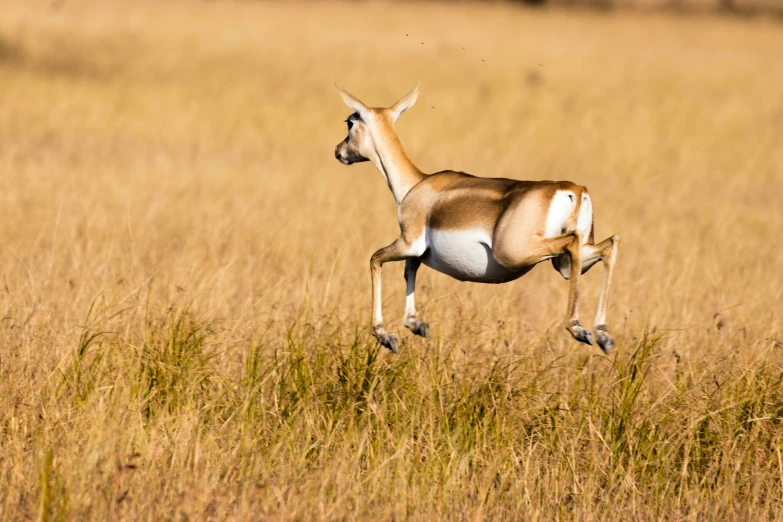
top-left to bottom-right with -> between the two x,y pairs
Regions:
334,84 -> 618,354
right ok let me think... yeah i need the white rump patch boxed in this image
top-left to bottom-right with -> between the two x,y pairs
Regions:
545,190 -> 577,238
577,193 -> 593,244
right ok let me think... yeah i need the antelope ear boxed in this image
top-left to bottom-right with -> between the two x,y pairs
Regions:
389,83 -> 420,121
333,80 -> 370,119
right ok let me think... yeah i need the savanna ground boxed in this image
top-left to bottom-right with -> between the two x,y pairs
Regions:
1,0 -> 782,519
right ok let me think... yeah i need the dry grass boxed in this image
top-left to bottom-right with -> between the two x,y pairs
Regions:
1,0 -> 783,519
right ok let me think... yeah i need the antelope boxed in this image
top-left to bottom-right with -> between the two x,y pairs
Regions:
333,83 -> 619,354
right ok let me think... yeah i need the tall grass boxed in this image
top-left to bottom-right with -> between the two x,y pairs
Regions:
1,0 -> 782,519
15,303 -> 783,519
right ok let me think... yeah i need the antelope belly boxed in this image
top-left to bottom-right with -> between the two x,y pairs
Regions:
421,229 -> 519,283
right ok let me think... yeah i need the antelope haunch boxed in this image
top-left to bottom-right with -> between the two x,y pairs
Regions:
333,83 -> 619,354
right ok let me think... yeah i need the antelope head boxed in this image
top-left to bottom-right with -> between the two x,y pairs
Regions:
333,82 -> 420,166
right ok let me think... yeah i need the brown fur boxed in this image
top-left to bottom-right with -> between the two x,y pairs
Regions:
334,84 -> 619,353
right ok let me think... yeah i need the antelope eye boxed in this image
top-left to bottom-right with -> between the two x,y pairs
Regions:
347,120 -> 354,131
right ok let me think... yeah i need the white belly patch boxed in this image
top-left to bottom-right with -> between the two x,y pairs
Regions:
422,228 -> 519,283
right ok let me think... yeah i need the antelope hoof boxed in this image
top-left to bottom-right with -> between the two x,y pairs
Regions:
567,321 -> 594,346
594,326 -> 614,355
405,319 -> 429,338
373,327 -> 399,353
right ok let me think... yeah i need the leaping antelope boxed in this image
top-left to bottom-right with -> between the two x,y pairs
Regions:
333,83 -> 619,354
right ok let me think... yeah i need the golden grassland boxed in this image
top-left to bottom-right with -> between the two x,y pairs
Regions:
1,0 -> 782,519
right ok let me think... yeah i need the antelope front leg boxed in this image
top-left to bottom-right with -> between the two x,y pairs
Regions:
403,258 -> 429,338
583,235 -> 619,354
370,238 -> 414,353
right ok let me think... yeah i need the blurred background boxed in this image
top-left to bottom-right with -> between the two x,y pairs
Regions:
509,0 -> 781,15
1,0 -> 782,519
